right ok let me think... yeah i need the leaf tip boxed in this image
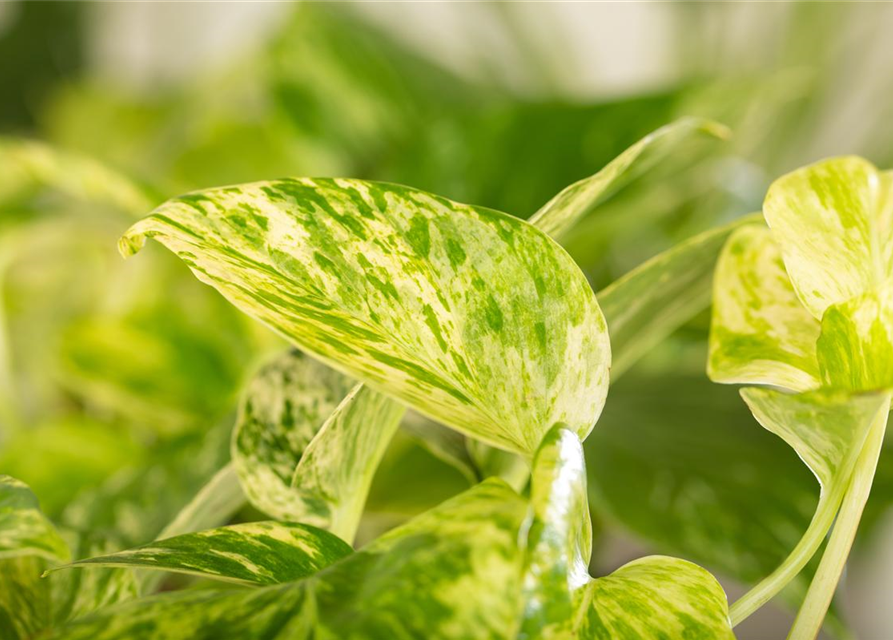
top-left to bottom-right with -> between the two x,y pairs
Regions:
118,229 -> 146,259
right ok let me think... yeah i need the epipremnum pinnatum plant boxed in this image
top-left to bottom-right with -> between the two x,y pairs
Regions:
709,156 -> 893,639
0,117 -> 757,639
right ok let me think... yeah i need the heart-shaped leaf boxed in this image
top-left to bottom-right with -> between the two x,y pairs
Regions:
708,224 -> 821,392
120,179 -> 609,454
763,156 -> 893,319
47,521 -> 352,586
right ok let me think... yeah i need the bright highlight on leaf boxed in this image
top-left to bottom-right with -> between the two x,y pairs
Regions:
120,179 -> 610,455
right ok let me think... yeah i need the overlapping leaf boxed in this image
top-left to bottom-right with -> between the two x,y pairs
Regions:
519,426 -> 735,640
48,521 -> 352,586
120,179 -> 609,454
762,156 -> 893,319
708,224 -> 821,392
48,480 -> 527,640
232,350 -> 404,542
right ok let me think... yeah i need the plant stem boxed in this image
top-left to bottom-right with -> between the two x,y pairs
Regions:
787,395 -> 890,640
729,488 -> 843,625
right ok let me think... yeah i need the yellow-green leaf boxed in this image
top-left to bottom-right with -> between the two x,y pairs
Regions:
708,224 -> 821,392
763,156 -> 893,319
0,476 -> 69,563
47,521 -> 353,586
120,179 -> 609,454
529,117 -> 729,241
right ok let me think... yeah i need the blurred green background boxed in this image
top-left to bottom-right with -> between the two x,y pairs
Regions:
3,3 -> 893,638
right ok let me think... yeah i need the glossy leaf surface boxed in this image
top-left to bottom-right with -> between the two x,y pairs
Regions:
120,179 -> 609,454
520,426 -> 735,640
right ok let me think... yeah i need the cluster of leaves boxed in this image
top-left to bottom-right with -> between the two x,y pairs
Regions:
4,4 -> 893,639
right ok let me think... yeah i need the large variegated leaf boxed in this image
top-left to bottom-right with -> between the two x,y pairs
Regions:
708,224 -> 821,392
816,290 -> 893,391
48,481 -> 527,640
729,388 -> 890,622
528,117 -> 729,241
48,521 -> 352,586
120,179 -> 609,454
519,426 -> 735,639
0,475 -> 69,562
232,350 -> 404,542
762,156 -> 893,319
600,214 -> 759,378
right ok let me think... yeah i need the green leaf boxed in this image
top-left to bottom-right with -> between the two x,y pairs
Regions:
232,350 -> 354,523
729,387 -> 890,622
120,179 -> 609,455
601,213 -> 760,379
817,290 -> 893,391
520,426 -> 735,640
232,350 -> 405,542
0,475 -> 69,563
0,556 -> 52,640
574,556 -> 735,640
586,372 -> 849,635
762,156 -> 893,319
708,224 -> 821,392
400,411 -> 478,485
528,117 -> 730,241
48,521 -> 352,587
49,481 -> 527,640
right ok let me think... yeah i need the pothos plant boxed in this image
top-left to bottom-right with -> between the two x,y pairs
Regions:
0,119 -> 882,639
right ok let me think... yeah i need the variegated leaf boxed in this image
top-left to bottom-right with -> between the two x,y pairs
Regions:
48,521 -> 352,586
291,384 -> 405,541
0,137 -> 152,217
232,350 -> 354,522
708,224 -> 821,392
575,556 -> 735,640
519,426 -> 734,640
601,214 -> 760,379
817,290 -> 893,391
0,556 -> 51,640
48,480 -> 527,640
120,179 -> 609,455
729,388 -> 890,621
232,350 -> 404,542
0,475 -> 69,563
529,117 -> 729,241
763,156 -> 893,319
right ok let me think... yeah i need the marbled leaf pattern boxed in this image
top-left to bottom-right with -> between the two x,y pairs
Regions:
48,521 -> 353,586
120,178 -> 609,455
0,475 -> 69,563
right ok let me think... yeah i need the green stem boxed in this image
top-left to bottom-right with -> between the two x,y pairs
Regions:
787,395 -> 890,640
729,489 -> 843,625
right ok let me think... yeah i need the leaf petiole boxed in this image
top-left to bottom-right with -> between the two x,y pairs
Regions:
787,393 -> 891,640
